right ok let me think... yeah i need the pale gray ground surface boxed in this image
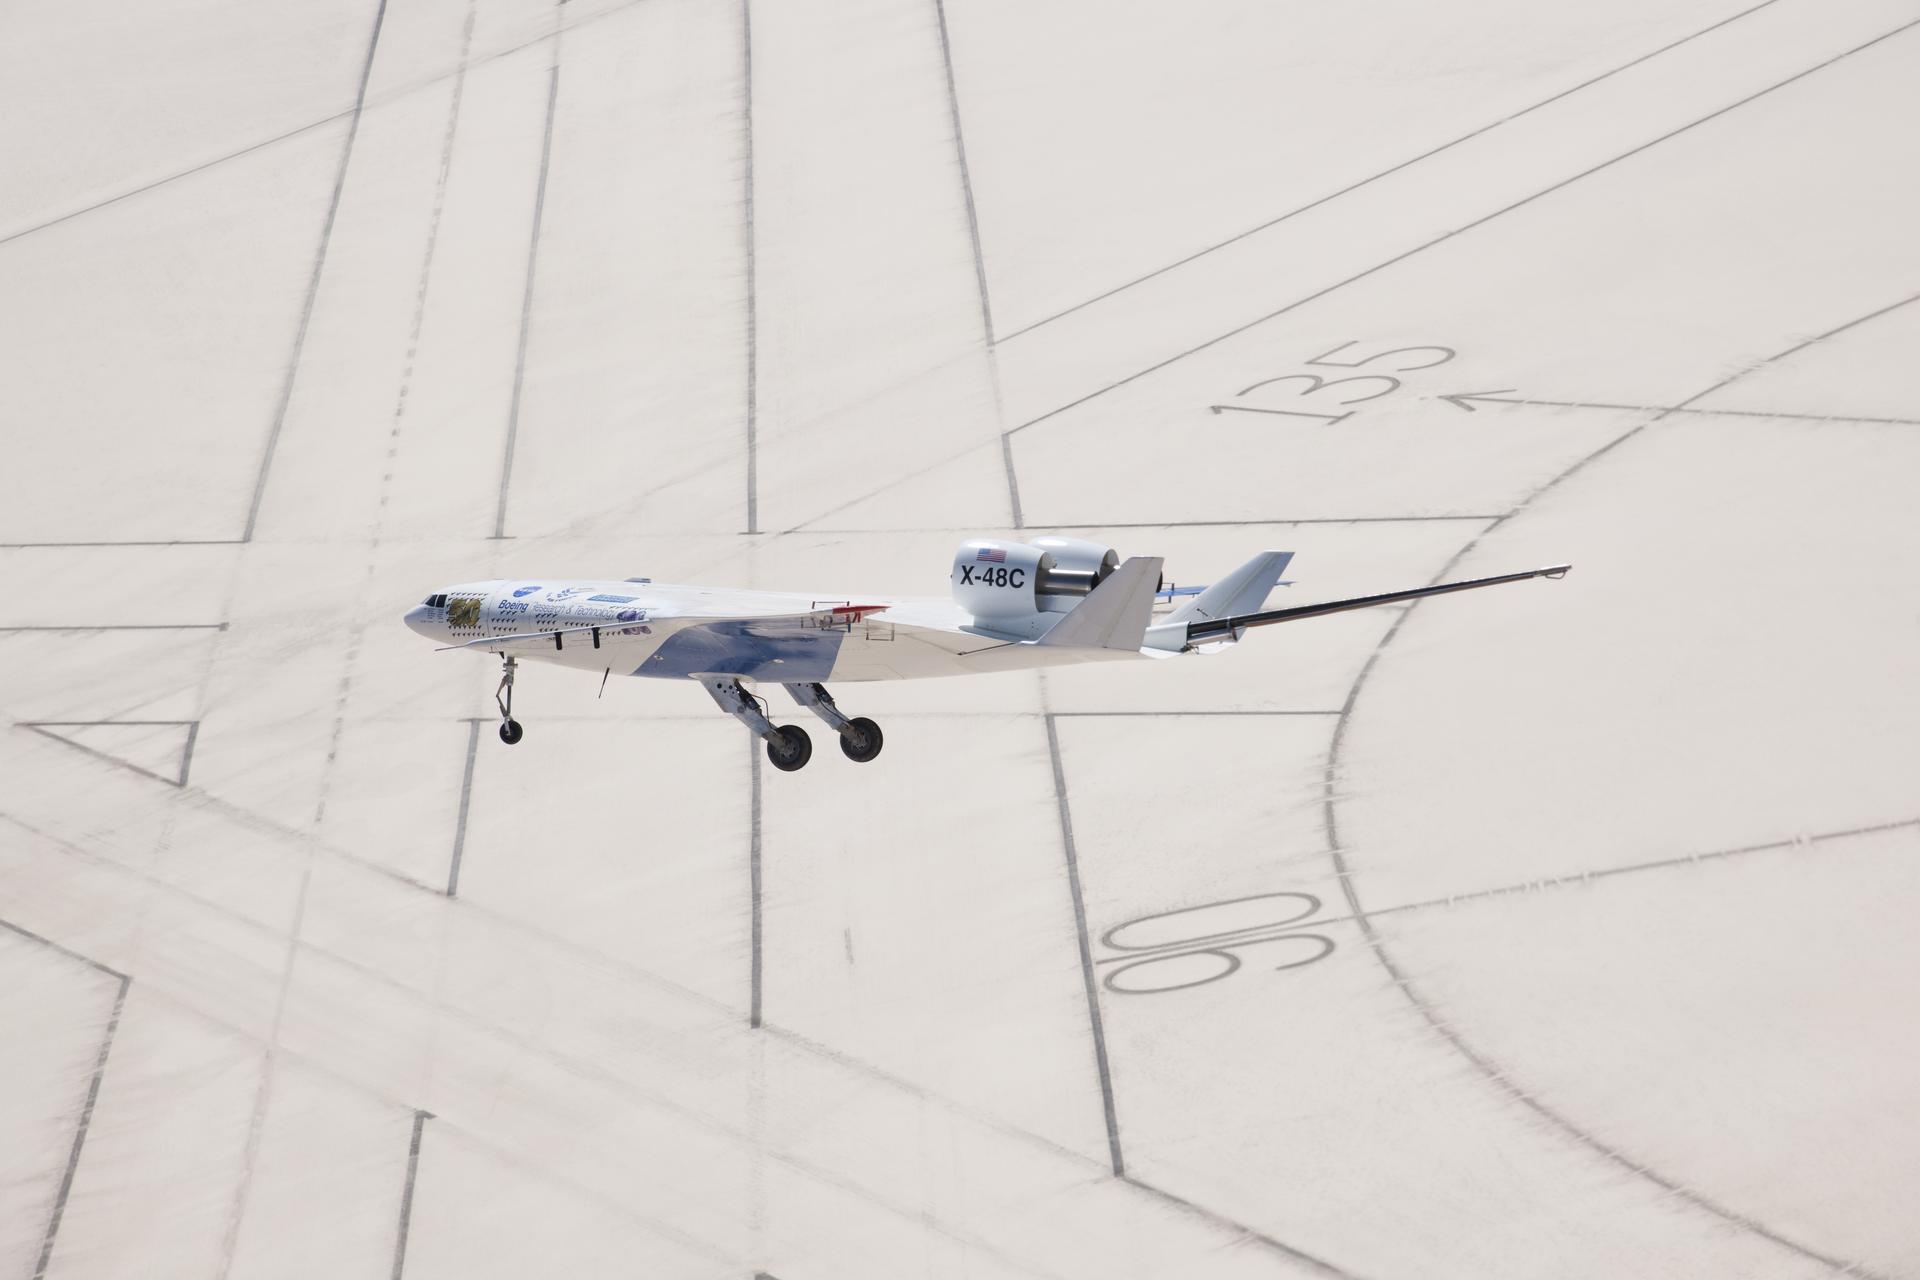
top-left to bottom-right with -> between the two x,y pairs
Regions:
2,0 -> 1917,1276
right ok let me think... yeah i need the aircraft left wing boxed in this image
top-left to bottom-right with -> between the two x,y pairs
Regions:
1176,564 -> 1570,646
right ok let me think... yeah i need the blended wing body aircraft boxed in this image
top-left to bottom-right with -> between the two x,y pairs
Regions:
403,536 -> 1568,771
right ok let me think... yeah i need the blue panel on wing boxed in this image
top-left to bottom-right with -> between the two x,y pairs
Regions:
635,619 -> 843,682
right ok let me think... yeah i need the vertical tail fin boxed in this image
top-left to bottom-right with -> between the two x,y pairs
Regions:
1163,551 -> 1294,628
1037,556 -> 1164,649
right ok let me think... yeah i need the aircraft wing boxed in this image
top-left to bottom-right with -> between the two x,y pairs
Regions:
435,602 -> 889,655
1177,564 -> 1571,645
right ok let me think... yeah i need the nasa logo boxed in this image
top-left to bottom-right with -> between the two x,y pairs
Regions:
616,609 -> 643,622
512,585 -> 542,598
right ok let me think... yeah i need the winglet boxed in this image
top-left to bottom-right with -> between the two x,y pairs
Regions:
1037,556 -> 1164,650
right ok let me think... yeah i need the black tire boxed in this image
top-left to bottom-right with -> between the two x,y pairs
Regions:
839,717 -> 883,763
499,719 -> 524,745
766,724 -> 812,772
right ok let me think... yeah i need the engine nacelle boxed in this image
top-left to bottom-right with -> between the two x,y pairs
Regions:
1029,536 -> 1120,612
951,536 -> 1121,628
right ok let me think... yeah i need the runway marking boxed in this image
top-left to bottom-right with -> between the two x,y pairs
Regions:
20,720 -> 201,789
996,0 -> 1787,343
1438,390 -> 1920,425
1320,291 -> 1920,1280
933,0 -> 994,349
491,38 -> 564,541
1003,17 -> 1920,441
741,0 -> 759,536
928,0 -> 1020,526
241,0 -> 390,543
33,976 -> 129,1280
1087,815 -> 1920,994
0,0 -> 668,252
1043,714 -> 1124,1177
0,623 -> 227,632
749,737 -> 764,1029
389,1109 -> 433,1280
0,918 -> 130,1280
0,539 -> 242,549
1040,714 -> 1358,1276
776,513 -> 1505,537
6,807 -> 1335,1275
448,719 -> 482,897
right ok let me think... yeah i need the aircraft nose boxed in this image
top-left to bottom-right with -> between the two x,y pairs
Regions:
403,604 -> 432,635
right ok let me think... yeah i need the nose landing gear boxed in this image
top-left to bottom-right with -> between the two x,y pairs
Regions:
496,654 -> 525,745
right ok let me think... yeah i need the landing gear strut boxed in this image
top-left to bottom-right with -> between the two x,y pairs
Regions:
496,654 -> 524,745
701,676 -> 812,771
785,682 -> 883,763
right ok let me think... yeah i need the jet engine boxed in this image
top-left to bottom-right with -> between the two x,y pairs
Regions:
951,536 -> 1121,628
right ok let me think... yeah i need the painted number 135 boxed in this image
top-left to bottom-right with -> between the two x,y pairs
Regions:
1210,340 -> 1456,425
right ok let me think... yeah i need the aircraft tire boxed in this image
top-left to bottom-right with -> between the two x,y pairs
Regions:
499,719 -> 525,745
839,717 -> 883,763
767,724 -> 812,772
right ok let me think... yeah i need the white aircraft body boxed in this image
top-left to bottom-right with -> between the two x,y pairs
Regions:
403,536 -> 1569,771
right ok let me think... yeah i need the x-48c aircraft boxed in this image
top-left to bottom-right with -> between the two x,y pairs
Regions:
403,537 -> 1569,772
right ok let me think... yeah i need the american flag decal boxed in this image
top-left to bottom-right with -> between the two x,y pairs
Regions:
975,547 -> 1007,564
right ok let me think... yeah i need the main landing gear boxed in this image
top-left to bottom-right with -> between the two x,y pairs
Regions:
698,677 -> 883,772
496,654 -> 525,745
787,682 -> 883,764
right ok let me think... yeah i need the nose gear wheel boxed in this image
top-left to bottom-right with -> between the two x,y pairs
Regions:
495,655 -> 524,746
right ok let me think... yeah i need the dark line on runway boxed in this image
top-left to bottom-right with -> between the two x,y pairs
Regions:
0,0 -> 685,255
1122,1175 -> 1354,1278
782,514 -> 1503,536
0,539 -> 242,550
1005,18 -> 1920,439
1103,816 -> 1920,968
998,0 -> 1785,343
930,0 -> 1020,527
1043,714 -> 1123,1177
242,0 -> 390,543
742,0 -> 760,535
1451,394 -> 1920,426
1053,709 -> 1340,717
1319,293 -> 1920,1280
0,623 -> 227,632
178,722 -> 202,788
21,721 -> 202,790
389,1109 -> 432,1279
933,0 -> 994,347
1000,432 -> 1025,529
0,117 -> 353,250
33,973 -> 130,1280
448,719 -> 482,896
0,918 -> 127,981
749,739 -> 764,1029
492,51 -> 563,541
